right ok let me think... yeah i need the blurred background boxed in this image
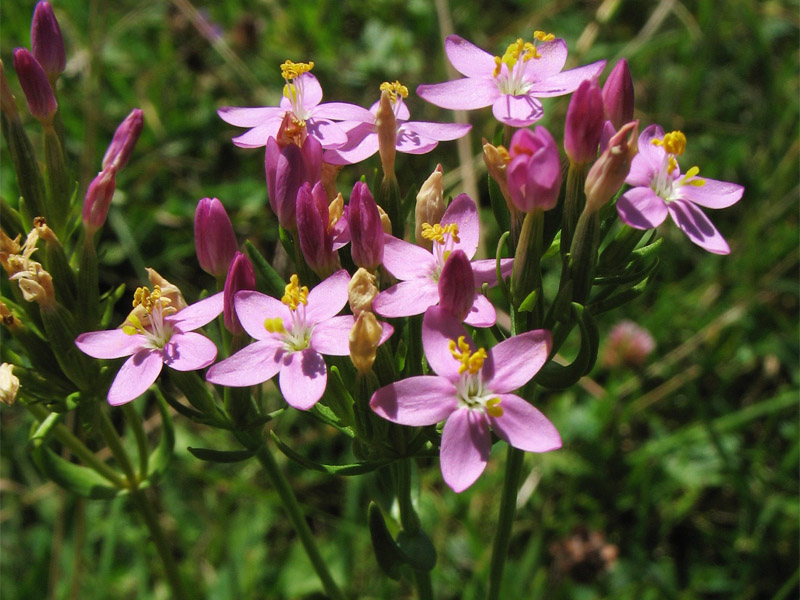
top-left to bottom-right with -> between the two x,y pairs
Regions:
1,0 -> 797,598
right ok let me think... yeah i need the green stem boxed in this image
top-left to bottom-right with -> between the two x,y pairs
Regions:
395,459 -> 419,534
97,406 -> 137,486
251,437 -> 346,600
129,489 -> 190,600
414,570 -> 434,600
122,403 -> 149,479
486,446 -> 525,600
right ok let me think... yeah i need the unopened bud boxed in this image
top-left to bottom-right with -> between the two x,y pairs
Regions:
81,166 -> 117,234
0,363 -> 20,405
348,268 -> 378,316
102,108 -> 144,171
376,90 -> 396,179
507,126 -> 562,212
320,161 -> 341,203
348,181 -> 384,270
415,164 -> 445,250
297,182 -> 338,277
31,2 -> 66,85
585,120 -> 639,213
224,252 -> 256,335
12,48 -> 57,124
349,311 -> 383,375
602,59 -> 634,130
194,197 -> 238,278
438,250 -> 475,322
564,78 -> 605,166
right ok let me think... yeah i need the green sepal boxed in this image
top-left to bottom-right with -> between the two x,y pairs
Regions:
368,502 -> 404,580
307,401 -> 355,438
187,447 -> 255,463
0,198 -> 25,238
39,302 -> 97,390
277,225 -> 295,266
321,365 -> 355,429
587,283 -> 645,315
535,303 -> 597,389
244,239 -> 286,299
147,392 -> 175,481
271,431 -> 390,475
518,289 -> 538,313
43,236 -> 77,310
396,528 -> 437,572
43,126 -> 70,235
77,237 -> 99,329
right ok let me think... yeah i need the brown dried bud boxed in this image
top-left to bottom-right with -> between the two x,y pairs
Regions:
349,311 -> 383,375
348,268 -> 378,316
376,89 -> 397,179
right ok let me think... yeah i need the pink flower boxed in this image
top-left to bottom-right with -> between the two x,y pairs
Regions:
370,306 -> 560,492
616,125 -> 744,254
507,126 -> 562,212
13,47 -> 57,124
416,34 -> 605,127
372,194 -> 511,327
218,65 -> 372,149
206,270 -> 392,410
75,289 -> 223,406
602,320 -> 655,369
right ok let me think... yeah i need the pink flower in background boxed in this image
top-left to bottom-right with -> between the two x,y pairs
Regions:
372,193 -> 511,327
602,320 -> 655,369
370,306 -> 560,492
416,33 -> 605,127
76,289 -> 223,406
218,62 -> 372,149
206,270 -> 392,410
616,125 -> 744,254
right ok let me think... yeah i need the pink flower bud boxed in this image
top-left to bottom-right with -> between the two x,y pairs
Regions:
12,48 -> 57,124
348,181 -> 383,270
602,59 -> 634,130
31,2 -> 65,85
296,182 -> 338,277
224,252 -> 256,335
194,197 -> 238,278
265,134 -> 322,230
585,121 -> 638,213
507,126 -> 562,212
102,108 -> 144,171
438,250 -> 475,322
81,166 -> 117,233
564,78 -> 605,166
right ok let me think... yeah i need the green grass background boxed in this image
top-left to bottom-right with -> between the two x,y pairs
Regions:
1,0 -> 798,598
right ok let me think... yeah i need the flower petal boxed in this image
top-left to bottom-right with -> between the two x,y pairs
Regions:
306,269 -> 350,323
679,177 -> 744,209
381,235 -> 437,280
416,78 -> 499,111
231,122 -> 284,148
492,94 -> 544,127
422,306 -> 472,380
484,329 -> 552,393
168,292 -> 224,331
527,60 -> 606,98
161,332 -> 218,371
370,375 -> 458,425
472,258 -> 513,288
279,348 -> 327,410
667,200 -> 730,254
306,118 -> 349,150
217,106 -> 284,127
206,339 -> 283,387
526,40 -> 568,79
442,193 -> 479,258
617,186 -> 669,229
444,35 -> 497,78
323,130 -> 378,165
311,315 -> 355,356
402,121 -> 472,142
75,329 -> 143,359
488,394 -> 562,452
313,102 -> 374,122
108,349 -> 163,406
440,408 -> 491,493
234,291 -> 289,341
295,73 -> 323,108
373,279 -> 440,319
395,132 -> 439,155
463,294 -> 497,328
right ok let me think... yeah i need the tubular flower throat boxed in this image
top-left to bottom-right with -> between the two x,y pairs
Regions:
650,130 -> 705,200
493,31 -> 556,94
281,60 -> 315,122
448,336 -> 503,417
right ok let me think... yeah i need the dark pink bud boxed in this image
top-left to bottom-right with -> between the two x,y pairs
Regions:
602,59 -> 634,130
438,250 -> 475,322
82,166 -> 117,233
507,126 -> 562,212
13,48 -> 57,123
194,197 -> 238,278
31,2 -> 65,84
102,108 -> 144,171
348,181 -> 384,270
296,182 -> 337,277
564,78 -> 605,165
265,134 -> 322,230
224,252 -> 256,335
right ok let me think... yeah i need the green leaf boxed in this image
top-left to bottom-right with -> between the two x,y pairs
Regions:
187,447 -> 256,463
270,431 -> 391,475
147,391 -> 175,481
396,528 -> 437,571
488,174 -> 511,233
368,502 -> 404,580
535,303 -> 596,389
32,444 -> 121,499
244,239 -> 286,299
518,289 -> 538,313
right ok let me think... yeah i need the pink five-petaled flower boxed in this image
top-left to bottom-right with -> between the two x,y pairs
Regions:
75,286 -> 223,406
416,33 -> 605,128
616,125 -> 744,254
206,270 -> 392,410
372,193 -> 512,327
217,61 -> 373,149
324,81 -> 471,165
370,306 -> 561,493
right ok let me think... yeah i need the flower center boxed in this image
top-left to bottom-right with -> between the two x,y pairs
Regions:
281,60 -> 314,120
122,285 -> 173,348
422,222 -> 460,281
264,274 -> 313,352
449,336 -> 504,417
493,31 -> 555,96
650,130 -> 705,201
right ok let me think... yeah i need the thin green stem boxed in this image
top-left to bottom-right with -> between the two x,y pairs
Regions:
97,406 -> 137,486
122,403 -> 149,480
395,460 -> 419,534
129,489 -> 190,600
414,570 -> 434,600
487,446 -> 525,600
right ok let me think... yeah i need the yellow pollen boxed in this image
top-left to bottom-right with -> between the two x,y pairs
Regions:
264,317 -> 286,334
379,81 -> 409,103
533,30 -> 556,42
486,397 -> 504,418
281,274 -> 309,311
421,222 -> 460,245
680,165 -> 706,187
492,31 -> 555,76
651,130 -> 687,156
280,60 -> 314,81
132,285 -> 170,315
448,336 -> 487,375
123,313 -> 145,336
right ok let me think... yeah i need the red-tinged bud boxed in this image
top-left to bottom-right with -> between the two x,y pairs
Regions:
81,166 -> 117,234
348,181 -> 384,270
12,48 -> 57,124
296,182 -> 338,277
585,120 -> 639,213
265,134 -> 322,231
602,59 -> 634,130
31,2 -> 65,85
224,252 -> 256,335
564,78 -> 605,166
438,250 -> 475,322
102,108 -> 144,171
276,110 -> 307,148
194,197 -> 238,278
507,126 -> 562,212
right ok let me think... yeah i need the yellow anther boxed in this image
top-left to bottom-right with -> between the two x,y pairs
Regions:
280,60 -> 314,81
486,397 -> 504,418
379,81 -> 409,103
533,31 -> 555,42
281,274 -> 309,311
680,165 -> 706,187
420,222 -> 460,245
448,336 -> 487,375
132,285 -> 170,314
264,317 -> 286,334
651,130 -> 687,156
123,313 -> 145,336
493,33 -> 552,76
